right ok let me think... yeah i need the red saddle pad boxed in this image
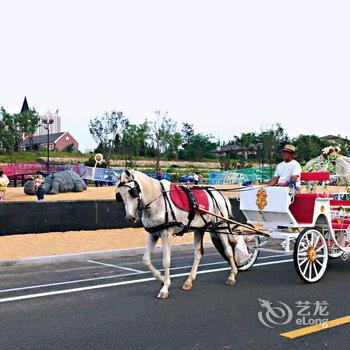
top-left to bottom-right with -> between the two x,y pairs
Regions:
170,184 -> 209,212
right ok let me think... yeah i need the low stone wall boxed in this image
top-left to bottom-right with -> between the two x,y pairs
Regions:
0,199 -> 245,236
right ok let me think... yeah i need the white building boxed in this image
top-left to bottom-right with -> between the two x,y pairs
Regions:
34,110 -> 61,136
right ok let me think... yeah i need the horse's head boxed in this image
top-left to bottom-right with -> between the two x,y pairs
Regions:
115,170 -> 142,223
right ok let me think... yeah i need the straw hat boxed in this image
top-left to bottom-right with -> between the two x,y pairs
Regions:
282,144 -> 297,153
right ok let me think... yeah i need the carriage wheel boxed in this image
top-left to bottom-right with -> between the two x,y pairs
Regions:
324,229 -> 343,259
293,228 -> 328,283
238,235 -> 260,271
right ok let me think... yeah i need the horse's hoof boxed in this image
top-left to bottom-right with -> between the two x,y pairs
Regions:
157,291 -> 169,299
182,282 -> 193,291
226,279 -> 236,286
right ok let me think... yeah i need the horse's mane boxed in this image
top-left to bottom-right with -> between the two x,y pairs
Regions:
128,170 -> 163,197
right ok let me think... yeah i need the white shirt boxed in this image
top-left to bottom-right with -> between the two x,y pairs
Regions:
274,160 -> 302,187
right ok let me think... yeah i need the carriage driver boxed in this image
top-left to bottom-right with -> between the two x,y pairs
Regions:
268,144 -> 302,192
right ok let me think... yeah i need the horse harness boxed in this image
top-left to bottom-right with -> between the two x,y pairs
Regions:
116,179 -> 233,236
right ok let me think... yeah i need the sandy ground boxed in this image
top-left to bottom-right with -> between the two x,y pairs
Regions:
0,227 -> 211,260
4,186 -> 117,202
4,185 -> 242,202
4,184 -> 348,203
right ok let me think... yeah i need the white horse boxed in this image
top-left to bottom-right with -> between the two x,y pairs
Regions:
115,170 -> 241,299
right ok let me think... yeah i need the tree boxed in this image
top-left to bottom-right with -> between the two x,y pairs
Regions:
179,133 -> 217,160
63,143 -> 75,153
291,135 -> 323,163
256,124 -> 289,165
0,107 -> 40,161
120,122 -> 149,162
166,131 -> 183,160
181,123 -> 194,145
232,132 -> 259,159
89,110 -> 128,161
148,111 -> 182,169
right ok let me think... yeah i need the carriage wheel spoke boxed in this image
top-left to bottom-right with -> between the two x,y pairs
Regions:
315,245 -> 325,253
312,262 -> 318,276
300,242 -> 308,251
302,261 -> 310,276
305,234 -> 312,246
298,257 -> 308,265
315,259 -> 323,268
311,231 -> 316,245
308,263 -> 312,280
314,236 -> 320,249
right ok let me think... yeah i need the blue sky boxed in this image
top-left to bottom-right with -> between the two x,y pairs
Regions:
1,0 -> 349,151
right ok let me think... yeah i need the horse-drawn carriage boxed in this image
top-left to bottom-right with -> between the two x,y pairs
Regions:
116,169 -> 349,298
239,172 -> 350,283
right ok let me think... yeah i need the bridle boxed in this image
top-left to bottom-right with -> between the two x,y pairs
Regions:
116,178 -> 172,215
116,179 -> 143,213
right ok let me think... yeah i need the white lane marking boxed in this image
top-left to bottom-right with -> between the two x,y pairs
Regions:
0,266 -> 106,279
0,272 -> 142,293
0,259 -> 293,303
0,255 -> 291,294
86,260 -> 145,273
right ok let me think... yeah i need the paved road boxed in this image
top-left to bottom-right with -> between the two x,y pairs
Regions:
0,247 -> 349,350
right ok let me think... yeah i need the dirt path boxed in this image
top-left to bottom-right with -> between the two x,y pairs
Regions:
0,228 -> 211,260
4,185 -> 242,202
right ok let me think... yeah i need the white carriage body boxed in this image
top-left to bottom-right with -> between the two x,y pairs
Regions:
240,186 -> 350,254
238,172 -> 349,283
240,187 -> 331,229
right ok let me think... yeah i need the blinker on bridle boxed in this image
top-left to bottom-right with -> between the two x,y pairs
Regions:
116,178 -> 165,213
116,180 -> 142,207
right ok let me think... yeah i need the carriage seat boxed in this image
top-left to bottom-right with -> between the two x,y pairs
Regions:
288,172 -> 332,224
170,184 -> 210,212
300,172 -> 331,182
330,200 -> 350,230
289,193 -> 332,224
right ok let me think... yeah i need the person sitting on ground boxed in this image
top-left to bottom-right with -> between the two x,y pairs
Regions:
156,168 -> 164,180
34,174 -> 45,201
193,172 -> 200,185
193,172 -> 205,185
0,170 -> 10,202
268,144 -> 302,192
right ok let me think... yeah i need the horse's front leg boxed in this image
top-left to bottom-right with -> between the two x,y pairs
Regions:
143,233 -> 164,283
219,232 -> 238,285
157,229 -> 171,299
182,230 -> 204,291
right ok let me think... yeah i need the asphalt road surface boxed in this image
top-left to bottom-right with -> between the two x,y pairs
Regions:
0,246 -> 349,350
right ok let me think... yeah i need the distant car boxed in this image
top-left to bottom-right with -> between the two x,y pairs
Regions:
179,174 -> 195,183
145,172 -> 172,181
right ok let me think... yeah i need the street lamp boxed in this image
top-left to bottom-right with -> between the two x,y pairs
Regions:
42,115 -> 54,174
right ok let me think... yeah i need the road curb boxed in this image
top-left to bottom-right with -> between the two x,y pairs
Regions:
0,241 -> 214,267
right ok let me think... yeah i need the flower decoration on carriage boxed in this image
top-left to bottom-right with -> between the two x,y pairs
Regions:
304,145 -> 350,186
321,146 -> 341,163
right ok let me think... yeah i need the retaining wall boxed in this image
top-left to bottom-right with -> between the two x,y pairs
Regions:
0,199 -> 245,236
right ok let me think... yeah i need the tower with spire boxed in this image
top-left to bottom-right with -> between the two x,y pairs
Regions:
20,96 -> 29,113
